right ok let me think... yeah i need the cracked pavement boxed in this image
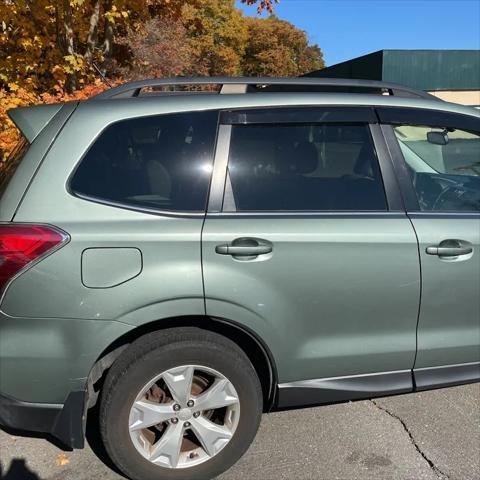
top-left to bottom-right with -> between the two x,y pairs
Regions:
370,399 -> 450,480
1,384 -> 479,480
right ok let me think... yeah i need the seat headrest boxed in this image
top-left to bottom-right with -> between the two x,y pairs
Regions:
230,139 -> 276,176
276,141 -> 318,175
295,142 -> 318,174
353,144 -> 374,177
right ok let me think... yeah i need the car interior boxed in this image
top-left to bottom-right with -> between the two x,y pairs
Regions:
227,124 -> 388,211
71,115 -> 216,211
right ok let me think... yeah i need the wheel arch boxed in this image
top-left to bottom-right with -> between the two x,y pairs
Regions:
86,315 -> 278,413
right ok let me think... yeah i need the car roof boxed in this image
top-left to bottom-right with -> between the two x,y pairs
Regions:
8,78 -> 479,145
79,90 -> 480,120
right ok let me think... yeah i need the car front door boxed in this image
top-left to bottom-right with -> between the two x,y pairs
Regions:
202,107 -> 421,407
379,107 -> 480,389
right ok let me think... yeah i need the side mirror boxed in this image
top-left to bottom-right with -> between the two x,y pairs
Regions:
427,130 -> 449,145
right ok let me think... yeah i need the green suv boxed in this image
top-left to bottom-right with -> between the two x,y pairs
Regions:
0,78 -> 479,480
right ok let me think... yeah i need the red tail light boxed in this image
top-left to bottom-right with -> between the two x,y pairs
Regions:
0,224 -> 68,293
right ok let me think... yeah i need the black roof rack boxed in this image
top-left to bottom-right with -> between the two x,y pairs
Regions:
91,77 -> 438,101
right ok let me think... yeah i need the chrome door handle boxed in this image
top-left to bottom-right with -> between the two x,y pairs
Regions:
215,244 -> 272,256
426,241 -> 473,257
215,238 -> 272,257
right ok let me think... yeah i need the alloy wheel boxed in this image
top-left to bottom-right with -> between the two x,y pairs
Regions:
128,365 -> 240,469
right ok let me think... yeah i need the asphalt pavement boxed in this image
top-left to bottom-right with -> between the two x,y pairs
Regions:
1,384 -> 479,480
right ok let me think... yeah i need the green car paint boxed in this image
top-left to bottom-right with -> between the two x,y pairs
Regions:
202,215 -> 420,383
410,216 -> 480,368
0,88 -> 479,428
0,313 -> 133,403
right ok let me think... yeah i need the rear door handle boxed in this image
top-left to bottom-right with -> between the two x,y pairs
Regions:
426,240 -> 473,257
215,244 -> 272,256
215,238 -> 272,257
426,246 -> 473,256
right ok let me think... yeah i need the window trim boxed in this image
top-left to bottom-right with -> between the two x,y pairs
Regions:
220,106 -> 378,125
208,112 -> 399,215
377,107 -> 480,133
380,111 -> 480,214
67,110 -> 221,217
206,211 -> 407,219
380,124 -> 421,212
208,124 -> 231,213
71,192 -> 206,218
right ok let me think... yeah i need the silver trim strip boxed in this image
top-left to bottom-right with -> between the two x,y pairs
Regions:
414,361 -> 480,372
276,369 -> 413,409
278,369 -> 411,389
207,211 -> 405,218
408,211 -> 480,217
414,361 -> 480,391
91,76 -> 436,101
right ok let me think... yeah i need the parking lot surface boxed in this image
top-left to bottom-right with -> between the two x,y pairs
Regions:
1,384 -> 479,480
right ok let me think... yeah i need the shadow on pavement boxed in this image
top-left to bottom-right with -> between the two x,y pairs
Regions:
0,459 -> 40,480
0,425 -> 71,452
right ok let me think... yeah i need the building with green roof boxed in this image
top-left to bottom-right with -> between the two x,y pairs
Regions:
307,50 -> 480,106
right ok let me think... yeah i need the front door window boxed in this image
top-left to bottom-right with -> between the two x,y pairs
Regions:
393,125 -> 480,211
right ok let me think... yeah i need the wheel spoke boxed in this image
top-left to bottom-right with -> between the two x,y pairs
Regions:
193,378 -> 239,412
149,422 -> 184,468
129,400 -> 175,432
128,364 -> 241,469
190,416 -> 233,457
162,365 -> 194,406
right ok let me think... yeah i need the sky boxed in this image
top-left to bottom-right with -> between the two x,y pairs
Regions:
236,0 -> 480,66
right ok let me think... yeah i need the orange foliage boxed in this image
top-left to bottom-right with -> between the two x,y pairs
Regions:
1,0 -> 325,164
0,87 -> 37,161
0,80 -> 115,162
241,0 -> 279,14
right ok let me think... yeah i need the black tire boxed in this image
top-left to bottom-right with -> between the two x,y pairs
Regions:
99,327 -> 263,480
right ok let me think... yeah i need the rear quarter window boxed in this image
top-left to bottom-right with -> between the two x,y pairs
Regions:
0,137 -> 29,196
70,110 -> 219,213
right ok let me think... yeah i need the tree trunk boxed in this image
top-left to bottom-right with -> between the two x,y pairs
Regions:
85,0 -> 101,64
103,0 -> 114,60
62,0 -> 77,93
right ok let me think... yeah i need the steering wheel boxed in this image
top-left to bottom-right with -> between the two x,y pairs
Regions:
432,181 -> 480,211
432,184 -> 460,210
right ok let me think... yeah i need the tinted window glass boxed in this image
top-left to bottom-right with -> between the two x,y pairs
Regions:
227,124 -> 387,211
71,110 -> 218,212
0,137 -> 29,197
394,125 -> 480,211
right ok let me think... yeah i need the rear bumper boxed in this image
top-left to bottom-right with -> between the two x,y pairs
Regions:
0,313 -> 131,449
0,390 -> 86,449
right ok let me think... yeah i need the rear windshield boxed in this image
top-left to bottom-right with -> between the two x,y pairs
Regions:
0,137 -> 29,196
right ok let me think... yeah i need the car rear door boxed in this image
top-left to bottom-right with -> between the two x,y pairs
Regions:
378,107 -> 480,389
201,106 -> 421,407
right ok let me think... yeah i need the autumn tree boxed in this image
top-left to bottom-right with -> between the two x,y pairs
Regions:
172,0 -> 248,77
0,1 -> 195,93
118,18 -> 193,79
0,0 -> 327,162
241,15 -> 324,77
122,2 -> 321,79
0,0 -> 277,95
241,0 -> 280,14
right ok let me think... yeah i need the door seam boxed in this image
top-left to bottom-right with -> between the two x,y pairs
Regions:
200,212 -> 208,316
407,213 -> 423,371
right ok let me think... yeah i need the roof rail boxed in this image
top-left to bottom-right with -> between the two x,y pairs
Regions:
91,77 -> 438,101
